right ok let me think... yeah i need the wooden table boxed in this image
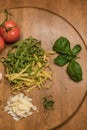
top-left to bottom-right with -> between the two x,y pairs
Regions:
0,0 -> 87,130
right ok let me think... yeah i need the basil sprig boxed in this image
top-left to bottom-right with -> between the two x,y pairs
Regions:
43,95 -> 54,110
53,36 -> 83,82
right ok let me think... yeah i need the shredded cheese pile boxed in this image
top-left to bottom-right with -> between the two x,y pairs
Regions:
4,93 -> 38,121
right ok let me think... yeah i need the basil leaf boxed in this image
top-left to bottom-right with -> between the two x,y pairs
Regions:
72,44 -> 82,56
43,96 -> 54,110
52,36 -> 71,54
67,60 -> 82,82
54,55 -> 69,66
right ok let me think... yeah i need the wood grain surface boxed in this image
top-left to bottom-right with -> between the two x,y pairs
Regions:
0,1 -> 87,130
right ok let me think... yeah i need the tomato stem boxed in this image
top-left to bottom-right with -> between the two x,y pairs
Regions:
6,26 -> 16,32
0,25 -> 16,32
0,9 -> 13,26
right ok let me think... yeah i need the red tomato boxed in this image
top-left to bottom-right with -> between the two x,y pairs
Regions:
0,37 -> 5,51
0,20 -> 20,43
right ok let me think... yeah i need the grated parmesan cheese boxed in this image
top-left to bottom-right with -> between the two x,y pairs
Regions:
4,93 -> 38,121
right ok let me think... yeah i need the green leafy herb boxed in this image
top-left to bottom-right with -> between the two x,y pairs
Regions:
72,44 -> 82,56
43,95 -> 54,110
53,36 -> 71,54
54,54 -> 69,66
67,60 -> 82,82
52,36 -> 83,82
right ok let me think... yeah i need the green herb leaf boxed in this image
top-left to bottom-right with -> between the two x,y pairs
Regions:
54,55 -> 69,66
67,60 -> 82,82
72,44 -> 82,56
52,36 -> 71,54
43,96 -> 54,110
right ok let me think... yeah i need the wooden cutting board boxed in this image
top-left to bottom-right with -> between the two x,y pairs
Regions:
0,7 -> 87,130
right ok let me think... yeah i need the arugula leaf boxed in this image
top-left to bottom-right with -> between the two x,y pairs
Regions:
72,44 -> 82,56
52,36 -> 71,54
67,60 -> 82,82
54,55 -> 69,66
